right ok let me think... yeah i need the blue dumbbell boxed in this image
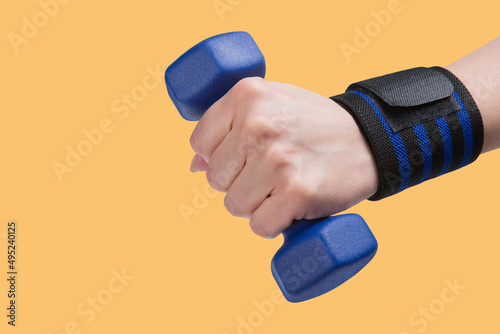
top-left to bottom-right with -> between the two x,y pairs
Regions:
165,32 -> 378,302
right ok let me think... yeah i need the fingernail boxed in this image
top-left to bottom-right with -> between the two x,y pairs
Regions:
190,155 -> 199,172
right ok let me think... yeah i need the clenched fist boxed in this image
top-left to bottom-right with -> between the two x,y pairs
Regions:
189,77 -> 378,238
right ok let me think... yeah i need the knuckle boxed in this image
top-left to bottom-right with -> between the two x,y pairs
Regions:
224,195 -> 247,218
206,167 -> 228,192
232,77 -> 265,98
287,176 -> 315,203
205,168 -> 217,189
189,131 -> 203,154
264,145 -> 293,171
240,117 -> 280,146
249,219 -> 274,239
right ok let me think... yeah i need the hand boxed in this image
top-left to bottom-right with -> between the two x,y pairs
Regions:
189,77 -> 378,238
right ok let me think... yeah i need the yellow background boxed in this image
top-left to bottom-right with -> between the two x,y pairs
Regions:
1,0 -> 499,333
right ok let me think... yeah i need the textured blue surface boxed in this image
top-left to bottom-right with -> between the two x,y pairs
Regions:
165,32 -> 266,121
271,214 -> 378,303
166,32 -> 377,303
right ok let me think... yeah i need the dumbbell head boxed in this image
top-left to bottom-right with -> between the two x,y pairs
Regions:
165,32 -> 378,302
165,31 -> 266,121
271,214 -> 377,302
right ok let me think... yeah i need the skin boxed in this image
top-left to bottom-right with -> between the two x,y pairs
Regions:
190,37 -> 500,238
445,38 -> 500,153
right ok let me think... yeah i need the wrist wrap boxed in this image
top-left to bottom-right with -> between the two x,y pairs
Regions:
331,67 -> 484,200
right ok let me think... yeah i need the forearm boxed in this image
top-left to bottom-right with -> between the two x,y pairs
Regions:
445,37 -> 500,154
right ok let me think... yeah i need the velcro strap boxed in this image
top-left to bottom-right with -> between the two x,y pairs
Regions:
348,67 -> 462,132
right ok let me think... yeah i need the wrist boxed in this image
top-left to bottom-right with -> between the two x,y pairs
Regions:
331,100 -> 379,201
331,66 -> 484,200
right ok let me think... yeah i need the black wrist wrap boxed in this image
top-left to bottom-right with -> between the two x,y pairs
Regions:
331,67 -> 484,200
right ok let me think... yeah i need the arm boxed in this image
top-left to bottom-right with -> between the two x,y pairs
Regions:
445,37 -> 500,154
190,38 -> 499,238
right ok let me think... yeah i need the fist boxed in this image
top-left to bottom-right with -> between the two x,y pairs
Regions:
189,77 -> 378,238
